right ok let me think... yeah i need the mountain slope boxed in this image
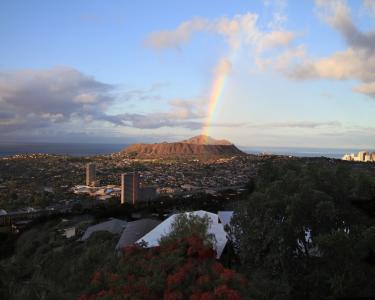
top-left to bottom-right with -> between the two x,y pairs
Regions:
121,135 -> 244,158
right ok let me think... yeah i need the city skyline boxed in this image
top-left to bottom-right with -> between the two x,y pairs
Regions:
1,0 -> 375,148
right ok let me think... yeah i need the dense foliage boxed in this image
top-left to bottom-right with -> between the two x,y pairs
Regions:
230,160 -> 375,299
0,219 -> 118,299
80,214 -> 250,299
80,235 -> 249,300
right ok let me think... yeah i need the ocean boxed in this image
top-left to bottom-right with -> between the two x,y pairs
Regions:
242,147 -> 360,159
0,143 -> 127,157
0,143 -> 363,159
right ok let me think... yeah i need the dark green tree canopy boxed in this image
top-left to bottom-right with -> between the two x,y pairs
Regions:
230,160 -> 375,299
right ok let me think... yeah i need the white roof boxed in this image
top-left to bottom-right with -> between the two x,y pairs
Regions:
218,211 -> 234,228
136,210 -> 227,258
81,218 -> 127,241
0,209 -> 7,215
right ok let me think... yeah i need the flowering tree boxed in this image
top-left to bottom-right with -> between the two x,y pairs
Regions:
79,234 -> 249,299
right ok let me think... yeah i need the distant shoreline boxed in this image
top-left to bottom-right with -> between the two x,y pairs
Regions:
0,142 -> 367,159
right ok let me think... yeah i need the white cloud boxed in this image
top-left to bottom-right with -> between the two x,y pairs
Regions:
354,81 -> 375,97
144,13 -> 296,52
258,30 -> 295,52
144,18 -> 209,50
215,58 -> 232,76
281,0 -> 375,99
363,0 -> 375,16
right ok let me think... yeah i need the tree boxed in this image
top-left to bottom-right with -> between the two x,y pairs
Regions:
80,235 -> 249,300
159,213 -> 216,248
230,160 -> 375,299
80,214 -> 251,299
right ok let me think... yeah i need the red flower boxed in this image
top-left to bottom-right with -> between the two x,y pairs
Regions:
198,248 -> 215,260
187,246 -> 197,257
220,268 -> 235,281
164,290 -> 183,300
211,262 -> 224,274
108,272 -> 120,283
79,235 -> 248,300
186,235 -> 202,247
226,289 -> 242,300
90,271 -> 101,284
199,292 -> 213,300
167,270 -> 186,286
181,260 -> 194,272
96,290 -> 107,298
122,244 -> 140,258
196,275 -> 210,286
214,285 -> 242,300
190,294 -> 200,300
164,243 -> 177,252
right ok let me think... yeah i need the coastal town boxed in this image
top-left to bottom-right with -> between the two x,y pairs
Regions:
0,150 -> 261,229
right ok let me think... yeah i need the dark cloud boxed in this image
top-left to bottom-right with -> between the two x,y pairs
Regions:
0,111 -> 15,119
0,66 -> 114,133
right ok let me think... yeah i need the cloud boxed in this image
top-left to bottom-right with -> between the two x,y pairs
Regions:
0,66 -> 219,135
286,0 -> 375,98
256,44 -> 307,72
144,13 -> 296,52
248,120 -> 342,129
363,0 -> 375,16
144,18 -> 209,50
101,98 -> 206,130
353,81 -> 375,97
215,58 -> 232,76
0,66 -> 114,133
121,83 -> 166,102
258,31 -> 295,52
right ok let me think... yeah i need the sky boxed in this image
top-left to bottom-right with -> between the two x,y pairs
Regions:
1,0 -> 375,148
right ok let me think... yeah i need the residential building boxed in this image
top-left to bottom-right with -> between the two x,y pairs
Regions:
136,210 -> 228,258
342,151 -> 375,162
86,163 -> 96,186
115,219 -> 160,251
80,218 -> 127,241
138,185 -> 158,202
121,172 -> 140,205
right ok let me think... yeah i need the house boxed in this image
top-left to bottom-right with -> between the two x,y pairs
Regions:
136,210 -> 228,258
63,227 -> 76,238
80,218 -> 127,241
218,211 -> 234,228
115,219 -> 161,251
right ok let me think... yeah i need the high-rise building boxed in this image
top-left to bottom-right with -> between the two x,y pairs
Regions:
358,151 -> 368,161
86,163 -> 96,186
121,172 -> 139,205
342,151 -> 375,162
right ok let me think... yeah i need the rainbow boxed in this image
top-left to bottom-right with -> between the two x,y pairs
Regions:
202,58 -> 231,143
